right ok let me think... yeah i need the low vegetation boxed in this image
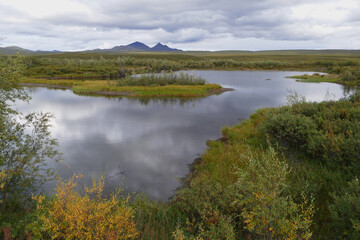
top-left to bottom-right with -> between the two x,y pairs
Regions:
32,175 -> 138,240
1,50 -> 357,79
290,65 -> 360,86
8,50 -> 359,97
21,76 -> 223,97
117,72 -> 206,86
2,53 -> 360,239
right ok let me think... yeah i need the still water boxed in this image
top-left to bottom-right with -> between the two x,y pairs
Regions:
17,71 -> 354,200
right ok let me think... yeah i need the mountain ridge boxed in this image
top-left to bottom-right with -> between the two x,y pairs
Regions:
2,43 -> 360,55
0,42 -> 182,55
106,41 -> 181,52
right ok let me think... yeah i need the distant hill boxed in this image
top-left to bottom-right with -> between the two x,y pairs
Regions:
0,46 -> 34,55
1,42 -> 360,55
93,41 -> 182,53
151,43 -> 181,52
109,41 -> 151,52
127,41 -> 152,51
0,46 -> 61,55
0,41 -> 182,55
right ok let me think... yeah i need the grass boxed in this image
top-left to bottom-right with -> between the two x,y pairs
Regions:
11,51 -> 359,80
21,78 -> 224,97
289,73 -> 359,86
118,72 -> 206,86
289,73 -> 339,83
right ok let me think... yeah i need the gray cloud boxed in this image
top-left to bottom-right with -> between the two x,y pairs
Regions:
0,0 -> 359,50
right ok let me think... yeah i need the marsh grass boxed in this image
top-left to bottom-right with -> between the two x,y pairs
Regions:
21,78 -> 222,97
289,72 -> 360,86
17,51 -> 360,79
118,72 -> 206,86
73,83 -> 222,97
289,73 -> 339,83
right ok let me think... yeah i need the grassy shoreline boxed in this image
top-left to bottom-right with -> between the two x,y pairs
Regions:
21,78 -> 231,97
289,72 -> 360,86
165,93 -> 360,239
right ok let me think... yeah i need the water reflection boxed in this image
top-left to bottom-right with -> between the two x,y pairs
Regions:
17,71 -> 355,200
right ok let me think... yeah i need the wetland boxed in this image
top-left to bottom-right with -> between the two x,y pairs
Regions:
16,70 -> 354,199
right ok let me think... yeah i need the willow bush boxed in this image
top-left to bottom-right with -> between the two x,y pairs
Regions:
32,175 -> 138,240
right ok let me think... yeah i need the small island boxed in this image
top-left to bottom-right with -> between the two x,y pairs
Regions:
289,67 -> 360,87
22,72 -> 232,97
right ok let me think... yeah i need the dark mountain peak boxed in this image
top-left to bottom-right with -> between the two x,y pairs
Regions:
108,41 -> 181,52
154,42 -> 165,47
127,41 -> 151,50
151,42 -> 181,52
110,41 -> 150,52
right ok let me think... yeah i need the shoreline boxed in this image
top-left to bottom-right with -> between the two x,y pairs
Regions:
21,82 -> 233,97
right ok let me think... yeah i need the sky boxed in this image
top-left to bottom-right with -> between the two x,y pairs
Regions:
0,0 -> 359,51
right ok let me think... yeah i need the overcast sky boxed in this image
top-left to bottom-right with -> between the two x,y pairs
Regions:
0,0 -> 359,51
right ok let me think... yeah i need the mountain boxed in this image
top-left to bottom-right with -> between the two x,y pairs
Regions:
151,43 -> 181,52
128,41 -> 152,51
99,42 -> 181,53
109,41 -> 151,52
0,46 -> 63,55
0,46 -> 34,55
0,42 -> 182,55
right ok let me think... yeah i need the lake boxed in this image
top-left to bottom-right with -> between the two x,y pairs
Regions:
17,70 -> 354,200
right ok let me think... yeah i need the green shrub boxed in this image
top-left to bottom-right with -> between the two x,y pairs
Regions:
234,147 -> 314,240
330,178 -> 360,240
340,66 -> 360,82
260,109 -> 317,152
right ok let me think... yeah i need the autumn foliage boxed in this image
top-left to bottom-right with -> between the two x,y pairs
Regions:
33,175 -> 138,240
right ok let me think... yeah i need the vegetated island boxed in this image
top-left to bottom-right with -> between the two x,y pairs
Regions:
288,66 -> 360,86
21,72 -> 232,98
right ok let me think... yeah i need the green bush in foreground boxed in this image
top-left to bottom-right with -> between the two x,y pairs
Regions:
31,175 -> 138,240
330,178 -> 360,239
259,93 -> 360,239
234,147 -> 314,240
171,137 -> 314,239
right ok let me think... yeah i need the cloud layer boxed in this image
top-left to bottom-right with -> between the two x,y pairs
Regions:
0,0 -> 359,51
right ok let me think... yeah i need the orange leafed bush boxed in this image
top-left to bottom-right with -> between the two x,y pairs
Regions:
34,175 -> 138,240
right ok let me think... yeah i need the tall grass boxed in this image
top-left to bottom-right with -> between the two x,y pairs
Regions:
117,72 -> 206,86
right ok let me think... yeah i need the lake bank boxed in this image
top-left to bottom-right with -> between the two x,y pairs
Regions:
167,92 -> 360,239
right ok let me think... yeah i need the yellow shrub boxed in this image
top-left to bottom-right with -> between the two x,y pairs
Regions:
35,175 -> 138,240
